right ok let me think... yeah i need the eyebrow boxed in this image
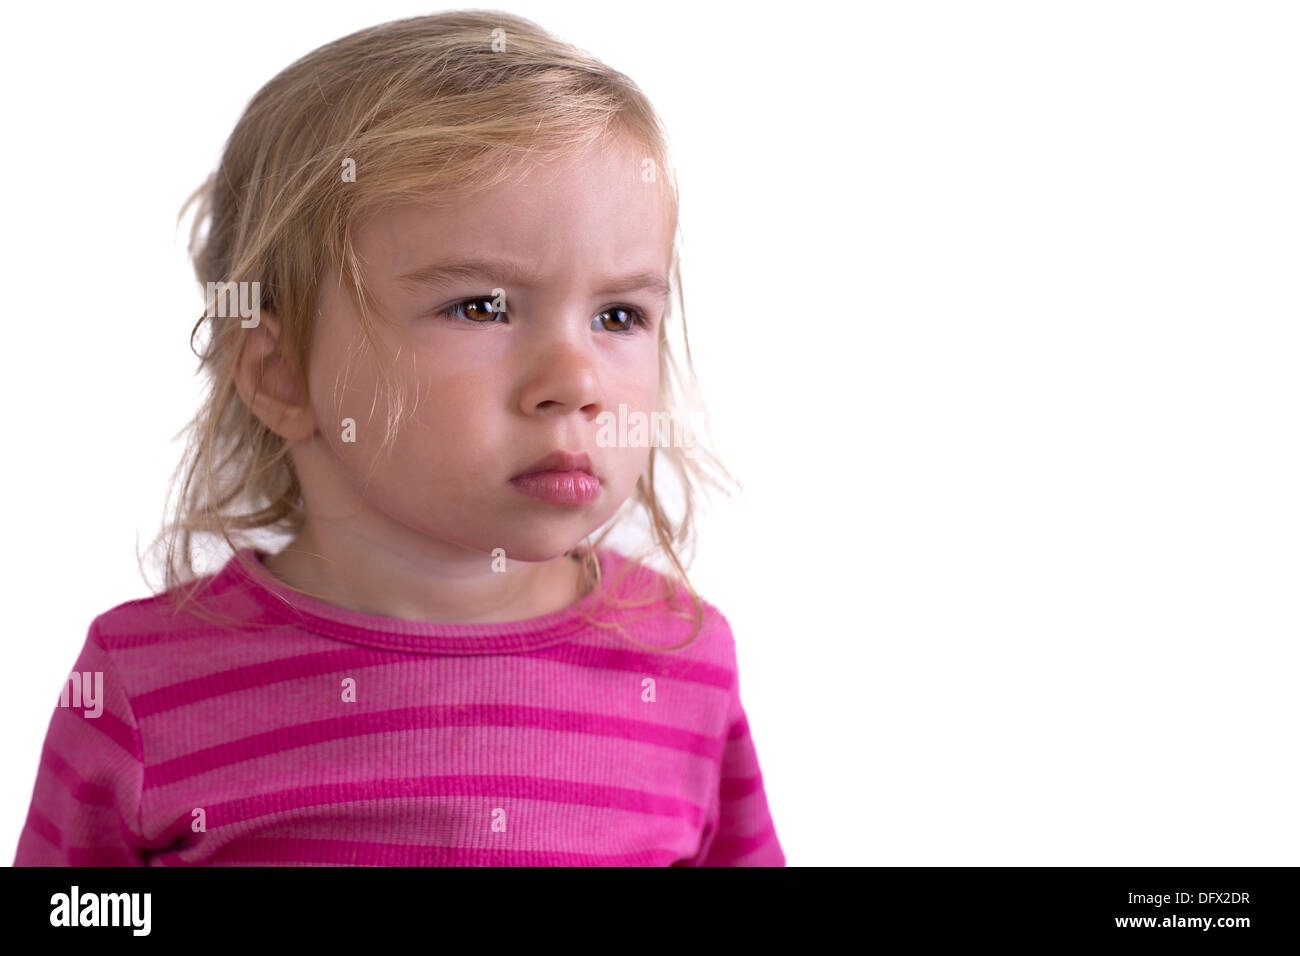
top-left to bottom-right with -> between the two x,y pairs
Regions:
397,257 -> 671,300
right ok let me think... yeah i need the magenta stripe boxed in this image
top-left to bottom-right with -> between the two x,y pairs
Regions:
160,837 -> 680,867
720,773 -> 765,800
131,648 -> 410,717
43,744 -> 117,807
132,644 -> 733,719
727,713 -> 750,739
148,774 -> 704,842
83,706 -> 142,762
96,614 -> 281,650
25,807 -> 60,850
20,806 -> 153,864
42,745 -> 158,852
144,704 -> 721,789
523,642 -> 734,687
700,824 -> 778,862
68,846 -> 139,866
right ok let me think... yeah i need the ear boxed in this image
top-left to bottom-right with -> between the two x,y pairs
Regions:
233,309 -> 317,442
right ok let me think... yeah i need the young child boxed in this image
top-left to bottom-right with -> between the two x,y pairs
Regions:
13,11 -> 783,866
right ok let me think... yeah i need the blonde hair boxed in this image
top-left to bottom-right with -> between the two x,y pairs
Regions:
146,10 -> 737,652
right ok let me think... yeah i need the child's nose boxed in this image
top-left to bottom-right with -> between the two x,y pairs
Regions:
515,341 -> 604,417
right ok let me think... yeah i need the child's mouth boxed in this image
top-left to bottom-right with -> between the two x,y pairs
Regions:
509,470 -> 601,506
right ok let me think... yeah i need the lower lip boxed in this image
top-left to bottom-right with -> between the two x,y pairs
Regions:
509,470 -> 601,506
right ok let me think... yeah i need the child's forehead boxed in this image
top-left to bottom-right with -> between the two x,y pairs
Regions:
358,169 -> 673,263
429,148 -> 661,208
361,213 -> 674,293
374,179 -> 668,230
365,135 -> 667,212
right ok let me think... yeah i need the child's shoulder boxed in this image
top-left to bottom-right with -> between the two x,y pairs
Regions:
86,560 -> 257,649
596,547 -> 739,667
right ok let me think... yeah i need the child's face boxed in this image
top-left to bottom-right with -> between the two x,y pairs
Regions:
294,139 -> 672,564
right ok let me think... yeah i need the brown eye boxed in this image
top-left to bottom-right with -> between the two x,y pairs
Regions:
443,297 -> 504,322
593,307 -> 644,332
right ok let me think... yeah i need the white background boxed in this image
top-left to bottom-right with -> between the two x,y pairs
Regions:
1,0 -> 1297,866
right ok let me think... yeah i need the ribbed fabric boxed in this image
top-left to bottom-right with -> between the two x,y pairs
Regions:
13,547 -> 784,866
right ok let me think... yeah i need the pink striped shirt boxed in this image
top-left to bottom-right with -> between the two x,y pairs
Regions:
14,547 -> 784,866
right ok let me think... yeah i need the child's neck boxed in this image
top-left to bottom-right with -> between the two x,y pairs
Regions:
259,540 -> 595,624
